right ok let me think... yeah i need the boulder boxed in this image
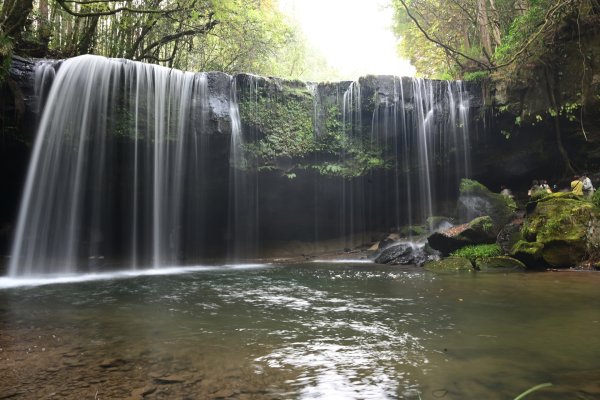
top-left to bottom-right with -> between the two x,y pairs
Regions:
519,193 -> 600,267
457,179 -> 516,227
373,242 -> 436,266
474,256 -> 526,272
497,222 -> 523,254
510,240 -> 545,267
423,257 -> 474,272
427,216 -> 497,255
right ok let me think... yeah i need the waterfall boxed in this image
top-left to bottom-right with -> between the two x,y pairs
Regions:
9,55 -> 210,276
227,75 -> 260,260
7,56 -> 474,277
368,77 -> 472,235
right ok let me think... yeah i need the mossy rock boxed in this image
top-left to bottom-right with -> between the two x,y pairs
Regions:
521,195 -> 600,267
474,256 -> 526,272
456,216 -> 497,241
510,240 -> 545,268
423,257 -> 474,272
427,216 -> 497,255
457,179 -> 516,228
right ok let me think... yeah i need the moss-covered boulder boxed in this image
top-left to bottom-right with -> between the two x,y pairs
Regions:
510,240 -> 545,267
427,216 -> 497,255
517,193 -> 600,267
457,179 -> 516,228
423,257 -> 474,272
474,256 -> 526,272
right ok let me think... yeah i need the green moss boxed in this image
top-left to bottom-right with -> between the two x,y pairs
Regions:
468,216 -> 494,234
592,190 -> 600,208
423,257 -> 474,272
510,240 -> 544,266
474,256 -> 526,271
522,197 -> 597,243
451,243 -> 502,262
458,179 -> 517,226
459,178 -> 489,195
238,81 -> 387,178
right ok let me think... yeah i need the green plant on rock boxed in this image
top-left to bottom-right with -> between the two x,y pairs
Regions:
451,243 -> 502,262
0,34 -> 13,83
592,190 -> 600,208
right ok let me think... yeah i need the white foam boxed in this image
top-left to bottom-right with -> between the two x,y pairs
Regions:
0,264 -> 270,289
311,259 -> 373,264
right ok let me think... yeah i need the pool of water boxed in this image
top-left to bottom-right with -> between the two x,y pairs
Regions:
1,263 -> 600,399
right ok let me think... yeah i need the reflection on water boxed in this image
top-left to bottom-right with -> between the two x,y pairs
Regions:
1,264 -> 600,399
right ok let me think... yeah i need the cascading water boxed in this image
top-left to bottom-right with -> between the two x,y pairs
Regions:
8,55 -> 211,276
227,76 -> 259,260
368,76 -> 472,235
6,55 -> 475,277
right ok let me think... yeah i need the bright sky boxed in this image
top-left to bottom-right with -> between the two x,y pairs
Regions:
278,0 -> 415,80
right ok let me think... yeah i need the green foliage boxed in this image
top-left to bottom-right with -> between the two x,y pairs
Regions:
592,190 -> 600,208
5,0 -> 322,80
451,244 -> 502,262
463,70 -> 489,81
237,80 -> 387,178
0,34 -> 13,83
392,0 -> 589,78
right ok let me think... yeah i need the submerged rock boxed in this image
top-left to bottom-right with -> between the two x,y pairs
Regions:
474,256 -> 526,272
423,257 -> 474,272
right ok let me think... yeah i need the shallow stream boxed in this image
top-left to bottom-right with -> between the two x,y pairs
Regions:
1,263 -> 599,399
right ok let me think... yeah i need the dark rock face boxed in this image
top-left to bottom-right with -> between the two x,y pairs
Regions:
497,223 -> 523,254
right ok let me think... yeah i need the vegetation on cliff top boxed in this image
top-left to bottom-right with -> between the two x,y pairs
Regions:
392,0 -> 600,79
0,0 -> 332,81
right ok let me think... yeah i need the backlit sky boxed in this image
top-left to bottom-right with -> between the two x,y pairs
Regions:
278,0 -> 415,80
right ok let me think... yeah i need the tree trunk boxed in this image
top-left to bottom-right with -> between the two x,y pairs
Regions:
487,0 -> 502,48
543,67 -> 576,176
477,0 -> 493,58
0,0 -> 35,40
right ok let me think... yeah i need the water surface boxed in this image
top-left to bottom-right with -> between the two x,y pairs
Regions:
1,263 -> 599,399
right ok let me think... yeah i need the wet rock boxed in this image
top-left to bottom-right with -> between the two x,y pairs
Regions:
374,243 -> 415,264
427,216 -> 497,255
496,223 -> 523,254
211,388 -> 239,399
153,374 -> 187,384
423,257 -> 474,272
128,386 -> 156,399
474,256 -> 526,271
100,358 -> 128,368
510,240 -> 546,268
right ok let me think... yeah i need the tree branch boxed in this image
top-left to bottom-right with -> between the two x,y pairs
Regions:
56,0 -> 179,16
397,0 -> 492,70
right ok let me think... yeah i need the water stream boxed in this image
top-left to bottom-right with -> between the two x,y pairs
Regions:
1,265 -> 599,399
